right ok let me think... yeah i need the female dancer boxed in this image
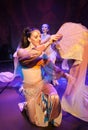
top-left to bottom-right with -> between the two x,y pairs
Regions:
17,27 -> 70,127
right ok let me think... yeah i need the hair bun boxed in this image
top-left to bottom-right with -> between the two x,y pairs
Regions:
23,27 -> 30,36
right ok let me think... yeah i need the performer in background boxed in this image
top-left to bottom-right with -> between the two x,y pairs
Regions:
41,23 -> 59,85
0,44 -> 23,95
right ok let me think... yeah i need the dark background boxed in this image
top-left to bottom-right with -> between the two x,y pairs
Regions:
0,0 -> 88,60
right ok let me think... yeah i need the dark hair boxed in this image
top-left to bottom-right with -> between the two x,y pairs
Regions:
21,27 -> 39,48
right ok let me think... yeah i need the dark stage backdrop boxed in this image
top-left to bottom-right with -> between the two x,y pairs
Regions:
0,0 -> 88,60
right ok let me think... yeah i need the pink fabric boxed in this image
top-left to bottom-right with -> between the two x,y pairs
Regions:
56,22 -> 88,61
60,22 -> 88,122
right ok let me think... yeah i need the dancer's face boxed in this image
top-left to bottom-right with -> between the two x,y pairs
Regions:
28,30 -> 41,46
41,24 -> 49,34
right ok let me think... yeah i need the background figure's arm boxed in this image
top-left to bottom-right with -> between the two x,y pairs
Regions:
43,60 -> 73,80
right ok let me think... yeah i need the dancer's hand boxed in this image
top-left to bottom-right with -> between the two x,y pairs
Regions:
50,34 -> 63,42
